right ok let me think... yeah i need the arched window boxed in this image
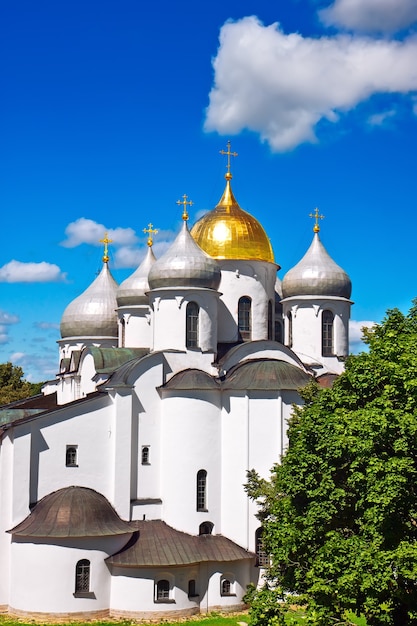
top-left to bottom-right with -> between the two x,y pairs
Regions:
120,317 -> 125,347
186,302 -> 199,348
268,300 -> 273,340
275,320 -> 282,343
188,579 -> 198,597
66,446 -> 77,467
196,469 -> 207,511
156,579 -> 170,601
221,578 -> 234,596
199,521 -> 214,535
255,527 -> 269,567
322,310 -> 334,356
287,311 -> 293,348
238,296 -> 251,341
75,559 -> 90,594
141,445 -> 150,465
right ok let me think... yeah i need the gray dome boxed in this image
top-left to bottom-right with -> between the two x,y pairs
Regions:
282,233 -> 351,299
60,262 -> 119,338
148,221 -> 221,290
117,246 -> 156,306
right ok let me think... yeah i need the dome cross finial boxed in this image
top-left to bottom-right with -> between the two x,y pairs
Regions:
99,233 -> 113,263
220,140 -> 238,180
143,223 -> 158,247
176,194 -> 193,221
309,208 -> 325,233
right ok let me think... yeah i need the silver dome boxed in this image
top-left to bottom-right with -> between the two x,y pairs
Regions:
117,246 -> 156,307
60,262 -> 119,338
282,233 -> 351,299
148,221 -> 221,290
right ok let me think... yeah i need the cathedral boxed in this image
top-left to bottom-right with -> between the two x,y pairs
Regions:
0,144 -> 352,620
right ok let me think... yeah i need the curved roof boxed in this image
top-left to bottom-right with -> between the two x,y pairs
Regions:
107,520 -> 253,567
60,263 -> 119,339
222,358 -> 312,390
282,233 -> 351,299
117,245 -> 156,306
161,368 -> 220,391
148,221 -> 221,290
9,486 -> 136,538
191,178 -> 275,264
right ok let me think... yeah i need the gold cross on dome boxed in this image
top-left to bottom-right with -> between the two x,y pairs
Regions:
143,223 -> 158,247
309,208 -> 325,233
176,194 -> 193,221
220,140 -> 238,178
99,233 -> 113,263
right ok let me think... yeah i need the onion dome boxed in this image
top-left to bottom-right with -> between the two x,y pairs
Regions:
8,486 -> 136,537
191,142 -> 275,263
282,231 -> 351,299
117,243 -> 156,307
148,198 -> 221,290
60,259 -> 119,339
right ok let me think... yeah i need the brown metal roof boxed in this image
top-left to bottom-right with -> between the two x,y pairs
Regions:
9,486 -> 137,538
107,520 -> 254,567
161,369 -> 221,391
222,358 -> 312,390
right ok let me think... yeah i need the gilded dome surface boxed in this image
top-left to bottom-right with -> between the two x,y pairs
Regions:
117,245 -> 156,306
60,262 -> 119,338
148,220 -> 221,290
282,233 -> 351,299
191,178 -> 275,263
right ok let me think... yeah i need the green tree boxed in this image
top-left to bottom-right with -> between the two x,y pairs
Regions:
246,303 -> 417,626
0,362 -> 44,404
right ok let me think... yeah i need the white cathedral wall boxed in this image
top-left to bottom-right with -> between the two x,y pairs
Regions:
220,393 -> 284,551
217,260 -> 277,343
117,306 -> 152,348
159,392 -> 222,534
0,435 -> 13,608
9,536 -> 127,615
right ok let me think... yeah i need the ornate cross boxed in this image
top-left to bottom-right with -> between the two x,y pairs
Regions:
99,233 -> 113,263
176,194 -> 193,221
220,140 -> 238,177
309,208 -> 325,233
143,223 -> 158,247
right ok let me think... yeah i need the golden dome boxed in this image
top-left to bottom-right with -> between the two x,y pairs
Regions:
191,175 -> 275,264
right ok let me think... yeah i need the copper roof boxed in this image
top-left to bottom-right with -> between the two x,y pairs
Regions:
9,486 -> 137,538
107,520 -> 254,567
161,369 -> 221,391
222,358 -> 312,390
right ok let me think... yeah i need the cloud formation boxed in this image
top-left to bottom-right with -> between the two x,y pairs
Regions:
204,16 -> 417,151
0,260 -> 66,283
0,310 -> 19,325
61,218 -> 138,248
349,319 -> 376,352
320,0 -> 417,33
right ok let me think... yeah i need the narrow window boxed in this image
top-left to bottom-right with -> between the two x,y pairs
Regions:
287,312 -> 293,348
75,559 -> 90,594
66,446 -> 78,467
199,521 -> 214,535
255,527 -> 269,567
186,302 -> 199,348
156,579 -> 170,601
141,445 -> 150,465
268,301 -> 273,340
120,318 -> 126,348
238,296 -> 251,341
274,320 -> 282,343
196,469 -> 207,511
221,579 -> 232,596
188,579 -> 198,597
322,310 -> 334,356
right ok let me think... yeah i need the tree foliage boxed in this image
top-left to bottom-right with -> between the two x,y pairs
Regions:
0,362 -> 43,405
246,303 -> 417,625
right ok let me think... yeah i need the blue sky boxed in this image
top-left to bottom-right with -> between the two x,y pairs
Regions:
1,0 -> 416,382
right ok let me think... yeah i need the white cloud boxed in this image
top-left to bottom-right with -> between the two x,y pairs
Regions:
61,218 -> 138,248
0,260 -> 66,283
367,108 -> 396,126
349,319 -> 376,352
320,0 -> 417,33
204,17 -> 417,151
0,327 -> 9,344
9,351 -> 57,381
0,310 -> 19,325
34,321 -> 60,331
